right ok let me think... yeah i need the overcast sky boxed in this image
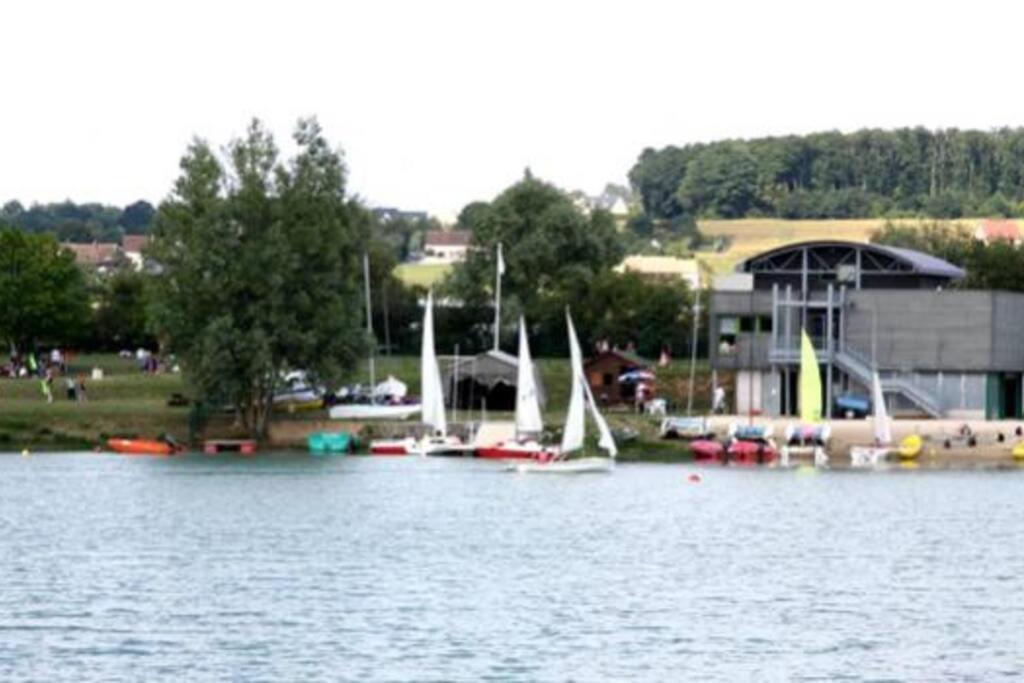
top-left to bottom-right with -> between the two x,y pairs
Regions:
5,0 -> 1024,220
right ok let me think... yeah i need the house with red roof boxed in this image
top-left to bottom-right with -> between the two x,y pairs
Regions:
974,219 -> 1022,246
61,242 -> 123,273
423,230 -> 470,263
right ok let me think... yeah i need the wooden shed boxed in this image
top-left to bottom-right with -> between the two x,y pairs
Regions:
584,350 -> 650,406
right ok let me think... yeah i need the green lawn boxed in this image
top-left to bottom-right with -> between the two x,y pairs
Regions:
394,263 -> 452,287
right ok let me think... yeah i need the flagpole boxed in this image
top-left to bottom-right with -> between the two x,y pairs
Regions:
493,242 -> 503,351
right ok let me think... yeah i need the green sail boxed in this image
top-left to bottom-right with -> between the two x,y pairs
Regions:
799,329 -> 822,423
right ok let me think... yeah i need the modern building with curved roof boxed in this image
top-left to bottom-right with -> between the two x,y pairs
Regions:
711,240 -> 1023,420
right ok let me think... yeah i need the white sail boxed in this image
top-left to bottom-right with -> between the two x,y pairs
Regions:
420,290 -> 447,435
515,317 -> 544,434
583,378 -> 617,458
560,312 -> 586,454
871,371 -> 891,445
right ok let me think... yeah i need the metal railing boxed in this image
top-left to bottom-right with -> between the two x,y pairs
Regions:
769,340 -> 944,417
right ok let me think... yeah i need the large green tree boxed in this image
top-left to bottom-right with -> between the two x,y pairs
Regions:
150,118 -> 366,438
446,172 -> 625,317
0,228 -> 90,352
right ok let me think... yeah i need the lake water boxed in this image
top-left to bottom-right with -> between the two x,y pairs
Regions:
1,454 -> 1023,682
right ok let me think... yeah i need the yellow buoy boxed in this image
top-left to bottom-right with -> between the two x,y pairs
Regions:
21,449 -> 30,457
898,434 -> 923,460
1012,441 -> 1024,460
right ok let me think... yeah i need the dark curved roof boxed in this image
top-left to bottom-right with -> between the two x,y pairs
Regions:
737,240 -> 966,280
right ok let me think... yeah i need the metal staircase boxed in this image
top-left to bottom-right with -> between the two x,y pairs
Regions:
833,347 -> 943,418
768,345 -> 944,417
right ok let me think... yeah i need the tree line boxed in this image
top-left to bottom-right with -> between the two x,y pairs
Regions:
0,199 -> 156,243
630,128 -> 1024,221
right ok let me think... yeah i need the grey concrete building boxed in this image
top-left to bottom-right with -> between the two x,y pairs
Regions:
710,241 -> 1024,420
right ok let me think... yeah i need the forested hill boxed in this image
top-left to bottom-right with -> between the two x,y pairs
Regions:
0,199 -> 155,243
629,128 -> 1024,221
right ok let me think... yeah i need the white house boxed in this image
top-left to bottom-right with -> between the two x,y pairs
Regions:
615,255 -> 701,290
423,230 -> 471,263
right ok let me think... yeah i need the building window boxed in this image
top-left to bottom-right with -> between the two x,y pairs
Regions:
757,316 -> 773,333
719,317 -> 739,335
603,373 -> 613,387
739,316 -> 756,333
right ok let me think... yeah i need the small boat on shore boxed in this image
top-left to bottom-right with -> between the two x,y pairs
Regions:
106,438 -> 179,456
690,439 -> 725,461
850,372 -> 892,468
478,317 -> 551,460
307,431 -> 353,455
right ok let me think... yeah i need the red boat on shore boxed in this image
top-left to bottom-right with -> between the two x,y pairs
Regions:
727,439 -> 778,464
690,439 -> 725,461
106,438 -> 179,456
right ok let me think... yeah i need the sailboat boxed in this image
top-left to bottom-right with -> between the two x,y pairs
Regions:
513,311 -> 616,474
849,371 -> 891,467
370,290 -> 471,456
477,316 -> 554,459
779,328 -> 829,467
329,254 -> 421,421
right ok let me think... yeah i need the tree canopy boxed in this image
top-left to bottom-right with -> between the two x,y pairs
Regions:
0,229 -> 90,352
150,118 -> 366,438
871,220 -> 1024,292
443,173 -> 697,356
446,172 -> 625,315
631,127 -> 1024,220
0,199 -> 156,243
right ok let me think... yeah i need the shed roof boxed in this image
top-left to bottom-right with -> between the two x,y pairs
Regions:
584,349 -> 648,369
442,349 -> 546,406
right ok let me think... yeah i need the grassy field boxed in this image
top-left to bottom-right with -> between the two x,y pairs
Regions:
394,262 -> 451,287
0,354 -> 190,451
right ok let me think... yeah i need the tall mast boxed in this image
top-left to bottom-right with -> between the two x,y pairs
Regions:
364,252 -> 376,399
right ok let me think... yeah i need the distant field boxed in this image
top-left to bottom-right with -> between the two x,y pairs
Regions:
695,217 -> 971,275
394,263 -> 451,287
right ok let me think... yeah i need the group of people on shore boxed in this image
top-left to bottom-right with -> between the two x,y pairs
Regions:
5,348 -> 88,404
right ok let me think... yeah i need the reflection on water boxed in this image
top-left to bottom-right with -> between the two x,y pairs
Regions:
1,453 -> 1023,681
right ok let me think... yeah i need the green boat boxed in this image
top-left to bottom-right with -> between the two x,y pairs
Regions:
307,431 -> 354,455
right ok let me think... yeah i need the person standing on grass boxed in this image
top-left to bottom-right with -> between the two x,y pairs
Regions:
41,366 -> 54,404
76,374 -> 87,403
65,375 -> 76,401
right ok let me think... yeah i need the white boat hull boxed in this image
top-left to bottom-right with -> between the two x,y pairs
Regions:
849,446 -> 890,468
329,403 -> 421,420
511,457 -> 614,474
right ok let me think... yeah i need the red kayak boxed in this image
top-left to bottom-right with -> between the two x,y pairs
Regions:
106,438 -> 178,456
690,439 -> 725,461
369,438 -> 415,455
727,439 -> 778,464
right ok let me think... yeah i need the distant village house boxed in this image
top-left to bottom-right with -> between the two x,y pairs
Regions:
615,255 -> 701,290
974,219 -> 1022,246
422,230 -> 470,264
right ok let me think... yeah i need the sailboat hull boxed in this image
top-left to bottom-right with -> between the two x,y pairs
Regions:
477,441 -> 553,460
511,457 -> 613,474
329,403 -> 421,420
849,446 -> 890,467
